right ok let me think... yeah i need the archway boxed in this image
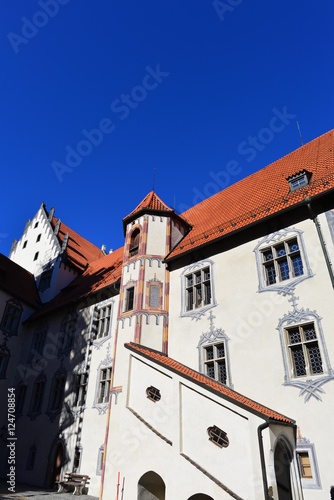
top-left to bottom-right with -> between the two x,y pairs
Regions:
188,495 -> 214,500
274,439 -> 293,500
50,441 -> 64,489
137,471 -> 165,500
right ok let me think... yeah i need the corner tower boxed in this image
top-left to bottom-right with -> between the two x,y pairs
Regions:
118,191 -> 188,353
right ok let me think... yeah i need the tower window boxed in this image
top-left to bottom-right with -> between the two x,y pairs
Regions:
129,228 -> 140,256
125,287 -> 135,312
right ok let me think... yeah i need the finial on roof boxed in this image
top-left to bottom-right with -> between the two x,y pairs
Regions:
297,121 -> 304,146
152,167 -> 156,192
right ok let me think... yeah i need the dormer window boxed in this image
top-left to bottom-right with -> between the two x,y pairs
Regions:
287,170 -> 312,192
129,228 -> 140,257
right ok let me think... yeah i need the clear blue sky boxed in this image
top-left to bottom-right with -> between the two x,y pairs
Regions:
1,1 -> 333,256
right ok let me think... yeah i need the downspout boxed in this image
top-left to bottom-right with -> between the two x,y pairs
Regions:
257,422 -> 269,500
305,197 -> 334,288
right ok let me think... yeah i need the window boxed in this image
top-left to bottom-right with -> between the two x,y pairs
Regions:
203,342 -> 227,384
34,252 -> 39,261
94,305 -> 112,339
129,228 -> 140,256
185,267 -> 211,311
149,284 -> 160,308
28,324 -> 47,362
23,240 -> 27,249
34,222 -> 39,228
287,170 -> 311,192
1,301 -> 22,335
49,375 -> 65,411
26,446 -> 37,470
39,269 -> 52,292
124,287 -> 134,312
36,234 -> 41,242
285,323 -> 323,377
298,452 -> 312,479
16,383 -> 27,415
261,238 -> 304,286
73,373 -> 88,407
0,351 -> 9,379
30,379 -> 46,414
59,317 -> 76,352
97,445 -> 104,475
146,386 -> 161,402
97,367 -> 112,404
207,425 -> 229,448
73,446 -> 82,472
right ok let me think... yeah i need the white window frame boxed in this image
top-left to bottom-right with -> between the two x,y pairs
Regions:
284,322 -> 324,378
202,341 -> 228,384
181,259 -> 216,319
96,445 -> 104,475
73,372 -> 88,407
296,440 -> 321,489
96,366 -> 112,405
254,228 -> 313,293
91,299 -> 114,347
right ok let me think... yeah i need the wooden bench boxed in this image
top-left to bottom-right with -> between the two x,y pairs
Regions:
56,473 -> 90,495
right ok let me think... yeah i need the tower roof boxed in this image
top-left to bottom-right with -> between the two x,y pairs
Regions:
123,190 -> 188,233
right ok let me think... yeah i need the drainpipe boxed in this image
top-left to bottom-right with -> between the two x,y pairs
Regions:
305,197 -> 334,288
258,422 -> 269,500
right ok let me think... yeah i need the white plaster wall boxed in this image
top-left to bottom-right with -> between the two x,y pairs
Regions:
168,217 -> 334,499
146,216 -> 167,256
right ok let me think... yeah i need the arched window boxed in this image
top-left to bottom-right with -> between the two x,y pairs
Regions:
138,471 -> 165,500
129,228 -> 140,256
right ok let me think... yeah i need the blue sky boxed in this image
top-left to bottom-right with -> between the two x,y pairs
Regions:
1,1 -> 333,257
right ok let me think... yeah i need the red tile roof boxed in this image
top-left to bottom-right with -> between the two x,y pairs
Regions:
167,129 -> 334,260
0,253 -> 40,308
51,216 -> 104,271
28,246 -> 124,321
125,342 -> 294,424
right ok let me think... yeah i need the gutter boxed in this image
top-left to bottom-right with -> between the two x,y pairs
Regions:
257,422 -> 269,500
305,197 -> 334,288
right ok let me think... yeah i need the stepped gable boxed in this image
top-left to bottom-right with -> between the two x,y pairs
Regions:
51,216 -> 104,271
126,342 -> 294,424
123,190 -> 188,233
166,129 -> 334,260
0,253 -> 40,308
27,247 -> 124,321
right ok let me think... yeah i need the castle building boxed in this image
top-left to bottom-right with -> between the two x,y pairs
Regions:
1,129 -> 334,499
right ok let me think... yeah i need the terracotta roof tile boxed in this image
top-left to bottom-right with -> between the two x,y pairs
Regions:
167,129 -> 334,260
125,342 -> 294,424
28,247 -> 124,321
0,253 -> 40,308
124,191 -> 173,221
51,217 -> 104,271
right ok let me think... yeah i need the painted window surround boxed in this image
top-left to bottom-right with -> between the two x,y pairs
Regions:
180,259 -> 217,320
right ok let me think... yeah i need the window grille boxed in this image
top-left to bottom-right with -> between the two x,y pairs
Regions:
207,425 -> 229,448
286,323 -> 323,377
149,284 -> 160,308
95,305 -> 111,339
146,386 -> 161,402
1,301 -> 22,334
203,342 -> 227,384
262,238 -> 304,286
97,367 -> 112,404
185,267 -> 211,311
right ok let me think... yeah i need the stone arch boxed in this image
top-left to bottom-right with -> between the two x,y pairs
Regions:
137,470 -> 165,500
274,437 -> 293,500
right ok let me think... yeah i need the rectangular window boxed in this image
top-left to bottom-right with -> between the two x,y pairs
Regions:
29,327 -> 47,362
149,284 -> 160,308
95,305 -> 111,339
73,373 -> 88,407
203,342 -> 227,384
34,252 -> 39,261
97,367 -> 112,404
59,319 -> 75,351
262,238 -> 304,286
30,380 -> 46,414
50,376 -> 65,410
1,302 -> 22,335
298,452 -> 312,479
125,287 -> 134,312
286,323 -> 323,377
39,269 -> 52,292
185,267 -> 211,311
